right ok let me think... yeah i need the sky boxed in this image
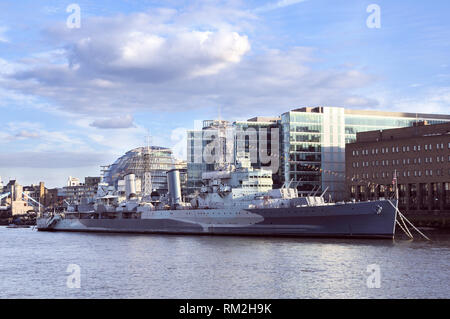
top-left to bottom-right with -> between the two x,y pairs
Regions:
0,0 -> 449,187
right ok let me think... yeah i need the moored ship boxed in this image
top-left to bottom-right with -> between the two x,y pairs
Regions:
37,157 -> 397,238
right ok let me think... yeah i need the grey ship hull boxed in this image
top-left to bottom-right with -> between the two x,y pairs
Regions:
37,200 -> 398,239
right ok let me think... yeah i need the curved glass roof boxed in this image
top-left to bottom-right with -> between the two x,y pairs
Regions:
103,146 -> 178,193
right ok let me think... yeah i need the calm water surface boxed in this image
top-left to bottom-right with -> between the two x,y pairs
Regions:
0,226 -> 449,298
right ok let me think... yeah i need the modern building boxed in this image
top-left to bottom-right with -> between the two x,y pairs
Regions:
186,107 -> 450,200
103,146 -> 186,196
281,107 -> 450,200
346,121 -> 450,213
187,120 -> 234,195
233,117 -> 281,178
187,117 -> 281,195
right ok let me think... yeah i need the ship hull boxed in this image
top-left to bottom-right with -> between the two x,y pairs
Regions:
37,200 -> 397,239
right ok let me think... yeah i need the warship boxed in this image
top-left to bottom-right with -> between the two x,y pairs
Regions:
37,156 -> 398,238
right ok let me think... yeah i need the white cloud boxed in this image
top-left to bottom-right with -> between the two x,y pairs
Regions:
90,114 -> 136,129
0,4 -> 382,164
255,0 -> 308,13
366,86 -> 450,114
0,26 -> 8,43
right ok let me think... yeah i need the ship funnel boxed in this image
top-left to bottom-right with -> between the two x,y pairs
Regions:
166,169 -> 182,208
124,173 -> 137,199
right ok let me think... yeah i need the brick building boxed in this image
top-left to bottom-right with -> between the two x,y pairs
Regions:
346,121 -> 450,214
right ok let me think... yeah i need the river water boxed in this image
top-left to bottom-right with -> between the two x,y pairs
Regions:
0,226 -> 449,299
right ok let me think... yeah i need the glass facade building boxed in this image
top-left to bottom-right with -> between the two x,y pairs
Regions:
281,107 -> 450,200
186,118 -> 280,195
187,120 -> 234,195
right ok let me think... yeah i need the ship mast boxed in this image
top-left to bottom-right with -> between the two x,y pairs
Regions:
142,130 -> 153,199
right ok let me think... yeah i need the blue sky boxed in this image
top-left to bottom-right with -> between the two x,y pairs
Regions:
0,0 -> 449,187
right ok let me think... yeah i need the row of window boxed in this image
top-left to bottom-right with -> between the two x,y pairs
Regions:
353,169 -> 450,180
352,155 -> 450,168
352,142 -> 450,156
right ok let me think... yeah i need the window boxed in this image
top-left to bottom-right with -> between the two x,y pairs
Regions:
425,144 -> 428,150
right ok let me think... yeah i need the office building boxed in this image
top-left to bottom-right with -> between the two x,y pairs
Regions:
346,121 -> 450,212
281,107 -> 450,200
186,117 -> 281,195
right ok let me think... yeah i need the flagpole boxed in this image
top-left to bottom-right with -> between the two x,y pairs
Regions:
394,169 -> 398,200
